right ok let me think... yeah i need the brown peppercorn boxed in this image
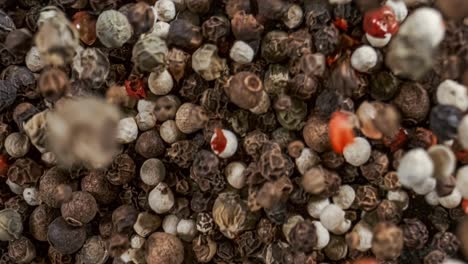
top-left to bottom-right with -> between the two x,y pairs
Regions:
202,15 -> 230,43
167,19 -> 203,52
231,11 -> 263,46
108,232 -> 130,257
38,67 -> 70,102
360,150 -> 389,184
256,176 -> 293,209
287,29 -> 313,59
190,150 -> 222,192
321,151 -> 344,169
29,204 -> 57,242
381,171 -> 401,191
243,130 -> 269,159
424,250 -> 447,264
356,185 -> 380,211
372,222 -> 404,260
303,114 -> 329,153
288,220 -> 317,254
175,103 -> 209,134
125,2 -> 155,36
112,205 -> 138,234
48,245 -> 73,264
408,127 -> 436,149
429,206 -> 450,232
47,217 -> 87,255
324,235 -> 348,261
75,236 -> 108,264
7,158 -> 42,187
89,0 -> 116,12
302,166 -> 341,198
8,236 -> 36,263
402,218 -> 429,249
146,232 -> 184,264
106,153 -> 135,186
81,170 -> 118,205
224,72 -> 263,110
135,129 -> 165,159
457,216 -> 468,259
98,215 -> 113,239
39,167 -> 71,208
431,231 -> 460,257
167,140 -> 198,168
287,140 -> 305,159
193,235 -> 217,263
186,0 -> 212,14
60,191 -> 97,226
288,73 -> 318,100
392,82 -> 430,125
256,218 -> 277,244
376,200 -> 402,224
12,103 -> 38,132
261,30 -> 288,63
236,230 -> 262,257
167,48 -> 190,83
258,142 -> 294,181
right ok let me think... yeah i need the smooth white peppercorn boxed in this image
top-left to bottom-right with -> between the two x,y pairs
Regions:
140,158 -> 166,186
439,188 -> 462,209
131,235 -> 146,249
428,145 -> 456,179
6,179 -> 23,195
149,182 -> 175,214
307,198 -> 330,219
425,190 -> 440,206
366,33 -> 392,48
343,137 -> 371,166
4,132 -> 30,158
152,21 -> 170,39
320,204 -> 351,234
225,161 -> 246,189
162,214 -> 180,235
385,0 -> 408,22
116,117 -> 138,144
351,45 -> 379,73
456,166 -> 468,198
176,219 -> 198,242
387,190 -> 409,210
137,99 -> 157,113
397,148 -> 434,188
398,7 -> 445,48
148,70 -> 174,95
156,0 -> 176,22
412,177 -> 436,195
312,221 -> 330,250
436,80 -> 468,111
282,4 -> 303,29
229,41 -> 254,64
96,10 -> 133,48
352,221 -> 373,251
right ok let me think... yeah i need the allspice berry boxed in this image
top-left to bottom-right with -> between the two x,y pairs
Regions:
135,130 -> 166,159
81,170 -> 118,205
60,191 -> 98,226
8,236 -> 36,263
47,217 -> 86,255
106,153 -> 136,185
146,232 -> 184,264
39,167 -> 71,208
393,82 -> 430,124
224,72 -> 263,110
372,222 -> 404,260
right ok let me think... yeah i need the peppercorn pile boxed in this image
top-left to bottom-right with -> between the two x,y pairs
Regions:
0,0 -> 467,263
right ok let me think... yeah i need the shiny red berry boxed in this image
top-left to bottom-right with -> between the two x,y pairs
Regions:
73,11 -> 97,46
363,6 -> 399,38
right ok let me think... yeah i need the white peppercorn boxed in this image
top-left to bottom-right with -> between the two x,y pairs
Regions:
152,21 -> 170,39
320,204 -> 351,235
412,177 -> 436,195
225,161 -> 246,189
351,221 -> 373,251
137,99 -> 157,113
192,44 -> 227,81
397,148 -> 434,188
4,132 -> 30,158
385,0 -> 408,22
387,190 -> 410,210
162,214 -> 180,235
136,111 -> 157,131
96,10 -> 133,48
332,185 -> 355,210
140,158 -> 166,186
282,4 -> 303,29
436,80 -> 468,111
428,145 -> 456,180
131,235 -> 146,249
149,182 -> 175,214
425,190 -> 440,206
366,33 -> 392,48
176,219 -> 198,242
351,45 -> 379,73
148,69 -> 174,95
160,120 -> 185,144
343,137 -> 371,166
439,188 -> 462,209
155,0 -> 176,22
116,117 -> 138,144
307,198 -> 330,219
23,187 -> 40,206
229,41 -> 254,64
312,221 -> 330,250
6,179 -> 23,195
25,46 -> 44,72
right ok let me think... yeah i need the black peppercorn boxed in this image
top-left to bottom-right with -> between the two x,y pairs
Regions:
167,19 -> 203,52
402,218 -> 429,249
370,70 -> 400,101
430,104 -> 463,142
288,220 -> 317,253
0,79 -> 17,112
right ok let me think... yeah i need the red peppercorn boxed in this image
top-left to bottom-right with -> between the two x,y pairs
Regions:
354,258 -> 378,264
363,6 -> 399,38
125,77 -> 147,99
0,155 -> 8,177
462,199 -> 468,214
72,11 -> 97,46
333,18 -> 349,31
383,128 -> 408,152
329,111 -> 355,154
